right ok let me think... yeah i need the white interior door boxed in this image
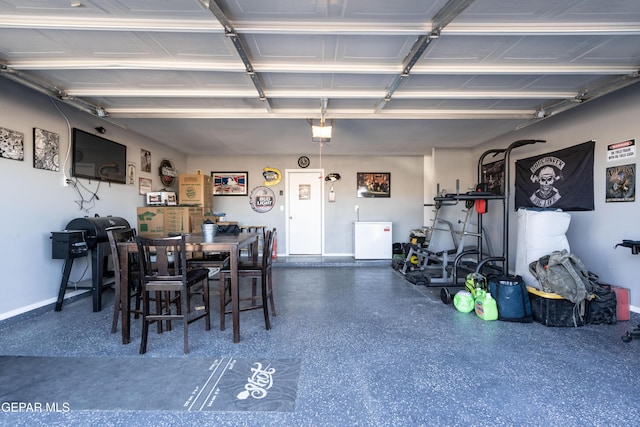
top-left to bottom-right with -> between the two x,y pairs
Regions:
286,169 -> 324,255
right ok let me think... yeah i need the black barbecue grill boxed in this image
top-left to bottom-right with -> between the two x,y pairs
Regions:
53,215 -> 130,312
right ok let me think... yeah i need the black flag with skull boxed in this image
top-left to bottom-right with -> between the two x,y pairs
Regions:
515,141 -> 594,211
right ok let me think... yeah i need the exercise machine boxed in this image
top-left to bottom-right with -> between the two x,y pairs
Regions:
436,139 -> 546,303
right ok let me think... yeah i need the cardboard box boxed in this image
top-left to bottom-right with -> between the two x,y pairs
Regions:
527,286 -> 586,327
137,206 -> 204,237
178,174 -> 213,209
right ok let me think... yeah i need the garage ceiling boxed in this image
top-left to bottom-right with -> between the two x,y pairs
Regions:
1,0 -> 640,155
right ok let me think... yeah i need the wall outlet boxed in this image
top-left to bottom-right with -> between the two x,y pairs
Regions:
354,205 -> 359,212
63,177 -> 69,187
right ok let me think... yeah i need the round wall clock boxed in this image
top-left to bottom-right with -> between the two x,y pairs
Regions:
298,156 -> 310,168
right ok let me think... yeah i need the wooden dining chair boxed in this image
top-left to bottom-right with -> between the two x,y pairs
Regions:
187,218 -> 230,279
107,227 -> 141,334
136,234 -> 211,354
218,228 -> 276,331
239,225 -> 266,258
187,252 -> 230,284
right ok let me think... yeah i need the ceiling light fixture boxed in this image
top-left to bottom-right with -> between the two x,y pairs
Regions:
310,119 -> 332,143
310,98 -> 332,143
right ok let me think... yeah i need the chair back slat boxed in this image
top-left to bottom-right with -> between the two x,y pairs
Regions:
263,228 -> 276,268
136,235 -> 187,282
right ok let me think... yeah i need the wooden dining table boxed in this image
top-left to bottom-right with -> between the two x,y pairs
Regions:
116,232 -> 258,345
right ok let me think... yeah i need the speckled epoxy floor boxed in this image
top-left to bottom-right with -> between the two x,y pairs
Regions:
1,265 -> 639,426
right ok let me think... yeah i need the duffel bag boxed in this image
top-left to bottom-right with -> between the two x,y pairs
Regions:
488,274 -> 532,322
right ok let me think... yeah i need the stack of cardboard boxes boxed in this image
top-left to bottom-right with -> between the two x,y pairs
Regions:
137,173 -> 217,237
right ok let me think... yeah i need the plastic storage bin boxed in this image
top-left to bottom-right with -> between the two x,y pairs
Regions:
527,286 -> 586,327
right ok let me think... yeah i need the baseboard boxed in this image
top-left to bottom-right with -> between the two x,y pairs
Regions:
0,289 -> 90,328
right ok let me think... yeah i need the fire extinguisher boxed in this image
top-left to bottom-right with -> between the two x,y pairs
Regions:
271,231 -> 277,259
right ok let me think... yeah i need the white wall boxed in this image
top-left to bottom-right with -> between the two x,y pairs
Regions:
422,148 -> 478,253
187,154 -> 424,255
0,78 -> 187,320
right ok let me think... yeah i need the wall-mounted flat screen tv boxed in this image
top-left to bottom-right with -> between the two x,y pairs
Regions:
72,128 -> 127,184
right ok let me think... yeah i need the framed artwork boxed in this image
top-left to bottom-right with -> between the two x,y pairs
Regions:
299,184 -> 311,200
481,158 -> 504,195
211,171 -> 248,195
141,148 -> 151,173
127,161 -> 136,186
33,128 -> 60,171
606,164 -> 635,202
0,126 -> 24,161
357,172 -> 391,198
139,177 -> 152,195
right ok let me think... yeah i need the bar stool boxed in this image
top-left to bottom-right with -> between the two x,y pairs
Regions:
136,234 -> 211,354
219,228 -> 276,331
239,225 -> 266,258
107,227 -> 141,334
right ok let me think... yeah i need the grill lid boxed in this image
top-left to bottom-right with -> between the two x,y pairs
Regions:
65,215 -> 130,248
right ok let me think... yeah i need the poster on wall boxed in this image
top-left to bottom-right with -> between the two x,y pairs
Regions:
127,162 -> 136,186
141,149 -> 151,173
356,172 -> 390,198
607,139 -> 635,162
139,177 -> 152,195
212,171 -> 248,195
515,140 -> 595,211
606,164 -> 635,202
481,159 -> 504,195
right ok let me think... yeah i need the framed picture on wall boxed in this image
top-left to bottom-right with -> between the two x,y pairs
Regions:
0,126 -> 24,161
211,171 -> 248,195
605,164 -> 635,202
33,128 -> 60,171
141,149 -> 151,173
127,161 -> 136,186
139,177 -> 152,195
481,158 -> 504,195
356,172 -> 390,198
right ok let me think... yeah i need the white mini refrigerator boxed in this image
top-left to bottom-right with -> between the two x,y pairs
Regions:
353,222 -> 393,259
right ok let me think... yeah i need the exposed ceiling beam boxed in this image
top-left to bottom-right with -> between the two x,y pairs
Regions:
0,15 -> 223,32
2,15 -> 639,36
444,22 -> 640,36
409,64 -> 640,75
64,88 -> 577,100
106,107 -> 535,120
8,59 -> 637,76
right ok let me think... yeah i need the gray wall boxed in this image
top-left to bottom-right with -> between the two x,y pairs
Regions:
471,83 -> 640,310
0,77 -> 424,320
187,155 -> 424,255
0,78 -> 187,319
2,73 -> 640,320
